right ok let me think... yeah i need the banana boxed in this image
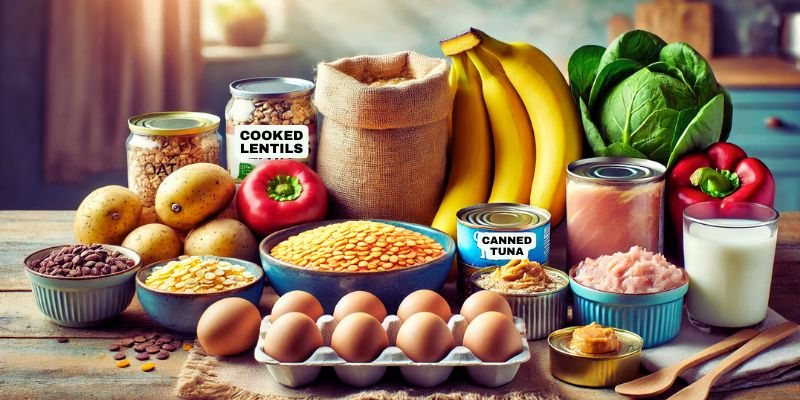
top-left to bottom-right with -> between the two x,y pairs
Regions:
442,29 -> 582,225
431,53 -> 492,239
467,47 -> 534,204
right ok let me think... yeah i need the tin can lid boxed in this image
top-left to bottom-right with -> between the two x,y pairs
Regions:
548,326 -> 643,359
128,112 -> 220,136
567,157 -> 665,185
229,77 -> 315,99
457,203 -> 551,231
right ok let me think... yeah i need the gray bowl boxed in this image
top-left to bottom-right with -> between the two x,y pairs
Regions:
24,244 -> 142,327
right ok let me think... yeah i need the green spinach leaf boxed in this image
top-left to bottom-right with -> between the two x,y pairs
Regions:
597,68 -> 666,146
588,58 -> 643,108
568,45 -> 605,103
667,94 -> 724,168
629,108 -> 679,164
600,142 -> 647,158
598,30 -> 666,72
578,97 -> 607,154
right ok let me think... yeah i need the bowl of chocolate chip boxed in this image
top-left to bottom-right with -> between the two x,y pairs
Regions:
24,244 -> 142,327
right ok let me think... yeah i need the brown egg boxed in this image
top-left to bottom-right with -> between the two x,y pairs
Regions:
463,311 -> 523,362
263,312 -> 323,362
331,312 -> 388,362
397,290 -> 452,322
333,291 -> 387,322
197,298 -> 261,357
396,312 -> 455,362
270,291 -> 324,322
460,290 -> 513,323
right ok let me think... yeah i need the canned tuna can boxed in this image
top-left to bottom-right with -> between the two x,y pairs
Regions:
471,266 -> 568,340
548,326 -> 643,387
456,203 -> 551,299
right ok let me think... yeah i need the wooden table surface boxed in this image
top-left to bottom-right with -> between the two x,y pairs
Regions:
0,210 -> 797,399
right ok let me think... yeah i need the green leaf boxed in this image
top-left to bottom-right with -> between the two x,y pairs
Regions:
652,72 -> 697,111
578,97 -> 607,155
659,43 -> 716,103
598,30 -> 667,72
597,68 -> 666,146
568,45 -> 606,103
600,142 -> 648,159
587,58 -> 643,109
672,106 -> 698,150
719,87 -> 733,142
667,94 -> 725,169
629,108 -> 679,164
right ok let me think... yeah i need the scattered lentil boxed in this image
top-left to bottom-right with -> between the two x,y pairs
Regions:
116,360 -> 130,368
155,351 -> 170,360
108,343 -> 121,352
135,352 -> 150,361
140,362 -> 155,372
133,343 -> 147,352
183,343 -> 194,351
270,221 -> 445,272
113,352 -> 126,360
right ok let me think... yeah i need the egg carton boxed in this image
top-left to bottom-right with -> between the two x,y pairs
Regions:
253,314 -> 530,388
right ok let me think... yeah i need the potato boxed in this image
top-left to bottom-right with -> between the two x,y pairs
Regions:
122,223 -> 183,266
74,185 -> 142,245
155,163 -> 235,230
184,218 -> 257,261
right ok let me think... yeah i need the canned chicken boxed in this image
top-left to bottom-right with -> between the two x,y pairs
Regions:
456,203 -> 551,300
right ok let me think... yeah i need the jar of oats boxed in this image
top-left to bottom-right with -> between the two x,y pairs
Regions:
225,77 -> 317,183
126,112 -> 222,221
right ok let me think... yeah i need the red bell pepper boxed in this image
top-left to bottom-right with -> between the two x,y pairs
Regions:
668,142 -> 775,240
237,160 -> 328,237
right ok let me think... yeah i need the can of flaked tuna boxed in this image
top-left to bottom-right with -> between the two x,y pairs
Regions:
456,203 -> 551,301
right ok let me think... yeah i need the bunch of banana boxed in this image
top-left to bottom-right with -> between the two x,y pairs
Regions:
433,28 -> 582,238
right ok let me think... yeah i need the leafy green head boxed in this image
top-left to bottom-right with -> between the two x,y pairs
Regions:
568,30 -> 732,168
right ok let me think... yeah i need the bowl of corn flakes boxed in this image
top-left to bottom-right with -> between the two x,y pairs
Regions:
135,255 -> 264,333
259,219 -> 455,313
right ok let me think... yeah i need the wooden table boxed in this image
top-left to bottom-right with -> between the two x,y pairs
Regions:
0,211 -> 797,399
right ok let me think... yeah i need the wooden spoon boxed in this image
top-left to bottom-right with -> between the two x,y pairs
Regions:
615,328 -> 759,397
668,321 -> 799,400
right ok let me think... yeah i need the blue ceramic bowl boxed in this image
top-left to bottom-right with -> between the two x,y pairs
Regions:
259,219 -> 456,314
136,256 -> 265,334
569,265 -> 688,349
24,244 -> 142,328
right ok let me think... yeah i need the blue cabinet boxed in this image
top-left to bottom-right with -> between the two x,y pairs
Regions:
727,89 -> 800,211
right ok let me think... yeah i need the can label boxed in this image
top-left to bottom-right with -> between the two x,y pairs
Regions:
457,219 -> 550,267
226,123 -> 314,182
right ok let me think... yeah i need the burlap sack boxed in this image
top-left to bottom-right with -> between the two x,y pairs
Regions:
315,51 -> 451,224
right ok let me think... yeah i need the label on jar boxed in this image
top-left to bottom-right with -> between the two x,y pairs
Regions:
228,125 -> 309,181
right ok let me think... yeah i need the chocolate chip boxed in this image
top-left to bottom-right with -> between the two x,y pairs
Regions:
135,352 -> 150,361
155,351 -> 170,360
108,343 -> 121,352
113,352 -> 126,360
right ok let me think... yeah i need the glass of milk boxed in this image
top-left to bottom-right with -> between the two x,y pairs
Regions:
683,201 -> 779,333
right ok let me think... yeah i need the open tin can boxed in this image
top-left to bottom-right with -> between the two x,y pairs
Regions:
548,326 -> 643,387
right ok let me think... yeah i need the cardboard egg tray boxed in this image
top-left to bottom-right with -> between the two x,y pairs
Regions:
254,314 -> 531,388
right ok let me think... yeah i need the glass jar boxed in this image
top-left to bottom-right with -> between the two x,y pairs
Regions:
566,157 -> 666,268
126,112 -> 222,222
225,77 -> 317,183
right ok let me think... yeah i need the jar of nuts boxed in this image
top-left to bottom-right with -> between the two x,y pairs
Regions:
126,112 -> 222,221
225,77 -> 317,183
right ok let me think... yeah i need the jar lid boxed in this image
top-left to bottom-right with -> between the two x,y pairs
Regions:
567,157 -> 665,185
229,77 -> 315,100
548,326 -> 643,359
128,112 -> 220,136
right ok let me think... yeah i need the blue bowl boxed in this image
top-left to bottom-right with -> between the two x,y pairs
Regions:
136,256 -> 265,334
259,219 -> 456,314
569,265 -> 688,349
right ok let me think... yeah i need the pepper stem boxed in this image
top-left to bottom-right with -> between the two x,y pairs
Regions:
689,167 -> 740,198
267,175 -> 303,202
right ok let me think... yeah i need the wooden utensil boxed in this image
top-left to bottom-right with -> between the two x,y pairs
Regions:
634,0 -> 713,58
668,322 -> 800,400
614,328 -> 758,397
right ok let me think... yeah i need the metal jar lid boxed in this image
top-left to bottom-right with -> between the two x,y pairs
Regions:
457,203 -> 551,231
128,112 -> 220,136
567,157 -> 666,185
229,77 -> 315,100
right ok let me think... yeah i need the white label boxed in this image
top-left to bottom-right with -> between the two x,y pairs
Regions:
233,125 -> 309,159
473,232 -> 537,260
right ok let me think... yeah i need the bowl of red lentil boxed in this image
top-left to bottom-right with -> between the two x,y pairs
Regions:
259,219 -> 455,313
